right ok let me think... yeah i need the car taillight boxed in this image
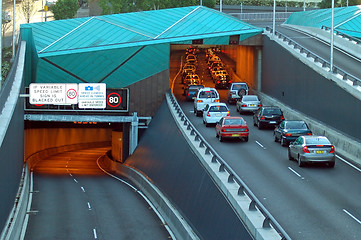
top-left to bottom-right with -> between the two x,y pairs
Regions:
307,133 -> 312,135
258,104 -> 262,107
227,111 -> 230,116
245,127 -> 249,132
260,116 -> 265,120
221,129 -> 226,132
329,146 -> 335,153
214,99 -> 220,102
241,104 -> 246,107
207,112 -> 210,117
302,146 -> 310,153
188,93 -> 190,96
285,133 -> 292,137
281,115 -> 285,120
197,100 -> 203,103
217,81 -> 220,84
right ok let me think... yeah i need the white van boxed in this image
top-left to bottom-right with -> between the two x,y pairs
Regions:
194,87 -> 220,117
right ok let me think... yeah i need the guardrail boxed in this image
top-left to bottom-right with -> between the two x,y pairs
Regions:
321,25 -> 361,45
265,26 -> 361,88
167,90 -> 290,240
230,12 -> 292,21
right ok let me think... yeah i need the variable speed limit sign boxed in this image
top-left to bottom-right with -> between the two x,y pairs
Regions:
106,89 -> 128,111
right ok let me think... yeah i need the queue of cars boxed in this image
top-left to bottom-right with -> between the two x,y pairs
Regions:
181,47 -> 335,168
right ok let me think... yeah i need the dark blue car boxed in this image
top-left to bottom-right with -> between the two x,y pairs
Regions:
184,85 -> 204,101
274,120 -> 312,146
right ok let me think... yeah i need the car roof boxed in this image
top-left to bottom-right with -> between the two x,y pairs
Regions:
223,116 -> 244,120
207,102 -> 227,106
262,106 -> 280,109
201,87 -> 217,91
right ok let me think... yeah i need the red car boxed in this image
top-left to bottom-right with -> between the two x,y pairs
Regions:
215,116 -> 249,142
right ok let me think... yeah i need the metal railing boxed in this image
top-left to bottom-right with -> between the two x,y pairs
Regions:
167,90 -> 290,240
321,25 -> 361,45
266,26 -> 361,87
230,12 -> 293,21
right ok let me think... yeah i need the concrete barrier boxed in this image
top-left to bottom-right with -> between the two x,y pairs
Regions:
258,92 -> 361,166
100,155 -> 199,240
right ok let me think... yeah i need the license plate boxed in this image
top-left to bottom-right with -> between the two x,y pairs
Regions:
249,104 -> 255,107
192,97 -> 196,99
232,134 -> 240,137
315,150 -> 324,154
269,121 -> 276,124
215,114 -> 221,117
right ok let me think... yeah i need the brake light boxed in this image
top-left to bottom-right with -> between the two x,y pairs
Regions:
214,99 -> 220,102
285,133 -> 292,137
207,112 -> 210,117
307,133 -> 312,135
245,127 -> 249,132
241,104 -> 247,107
188,93 -> 190,96
217,81 -> 220,84
260,116 -> 265,120
227,111 -> 230,116
197,100 -> 203,103
258,104 -> 262,107
281,115 -> 285,120
329,146 -> 335,153
221,129 -> 226,132
302,146 -> 310,153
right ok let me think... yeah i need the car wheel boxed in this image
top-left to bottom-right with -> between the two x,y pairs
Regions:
244,136 -> 249,142
258,122 -> 263,130
219,135 -> 223,142
298,155 -> 304,167
236,106 -> 239,112
253,118 -> 257,126
216,132 -> 219,138
328,161 -> 335,168
288,149 -> 293,160
196,111 -> 202,117
281,138 -> 287,147
274,134 -> 278,142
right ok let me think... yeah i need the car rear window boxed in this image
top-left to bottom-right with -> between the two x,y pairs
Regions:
199,91 -> 217,98
306,137 -> 331,145
224,119 -> 245,125
209,106 -> 228,112
243,96 -> 258,101
286,121 -> 308,129
232,84 -> 247,90
263,108 -> 282,115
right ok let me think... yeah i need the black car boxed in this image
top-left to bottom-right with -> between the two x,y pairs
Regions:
184,84 -> 204,101
253,106 -> 284,129
214,75 -> 231,89
274,120 -> 312,146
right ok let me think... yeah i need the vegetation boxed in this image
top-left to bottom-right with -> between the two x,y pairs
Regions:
51,0 -> 80,20
19,0 -> 38,23
2,47 -> 12,81
98,0 -> 216,14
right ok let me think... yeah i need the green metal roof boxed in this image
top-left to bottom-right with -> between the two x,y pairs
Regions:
21,6 -> 262,88
285,5 -> 361,38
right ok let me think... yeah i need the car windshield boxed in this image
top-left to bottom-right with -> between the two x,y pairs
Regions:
243,96 -> 258,101
224,118 -> 244,125
263,108 -> 282,115
285,121 -> 308,129
232,84 -> 247,90
199,91 -> 217,98
209,106 -> 228,112
305,137 -> 331,145
189,85 -> 203,90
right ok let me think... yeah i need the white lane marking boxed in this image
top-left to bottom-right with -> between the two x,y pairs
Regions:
81,187 -> 85,192
336,154 -> 361,173
255,141 -> 266,149
87,202 -> 92,210
288,167 -> 304,179
69,173 -> 73,177
343,209 -> 361,225
93,228 -> 98,239
74,179 -> 78,183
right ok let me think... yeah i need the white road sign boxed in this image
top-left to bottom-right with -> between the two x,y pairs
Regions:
29,83 -> 78,105
78,83 -> 106,109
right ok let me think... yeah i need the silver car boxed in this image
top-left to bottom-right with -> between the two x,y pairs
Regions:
288,135 -> 335,168
236,95 -> 261,113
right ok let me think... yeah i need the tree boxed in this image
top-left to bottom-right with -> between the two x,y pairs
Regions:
51,0 -> 80,20
19,0 -> 38,23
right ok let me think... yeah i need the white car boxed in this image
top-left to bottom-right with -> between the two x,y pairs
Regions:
203,102 -> 230,127
227,82 -> 249,104
194,87 -> 220,117
236,95 -> 262,113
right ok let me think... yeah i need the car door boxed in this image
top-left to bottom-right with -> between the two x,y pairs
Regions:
216,117 -> 224,135
275,121 -> 285,139
290,137 -> 302,158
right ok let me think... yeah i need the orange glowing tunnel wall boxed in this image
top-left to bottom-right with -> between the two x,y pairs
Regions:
221,45 -> 258,90
25,128 -> 112,166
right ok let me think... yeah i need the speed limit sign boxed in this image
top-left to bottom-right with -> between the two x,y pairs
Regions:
106,89 -> 128,111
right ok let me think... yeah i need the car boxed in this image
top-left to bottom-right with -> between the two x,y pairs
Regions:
236,95 -> 262,113
184,74 -> 201,85
227,82 -> 249,104
186,54 -> 197,61
274,120 -> 312,146
253,106 -> 285,129
184,84 -> 204,101
214,74 -> 231,89
181,65 -> 196,83
207,56 -> 221,66
194,87 -> 220,117
202,102 -> 230,127
288,135 -> 335,168
186,58 -> 198,66
211,70 -> 228,81
215,116 -> 249,142
210,66 -> 225,76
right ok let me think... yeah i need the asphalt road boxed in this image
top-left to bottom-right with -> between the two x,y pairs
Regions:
171,49 -> 361,240
25,147 -> 170,240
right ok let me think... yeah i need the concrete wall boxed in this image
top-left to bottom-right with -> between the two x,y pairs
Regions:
261,36 -> 361,143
